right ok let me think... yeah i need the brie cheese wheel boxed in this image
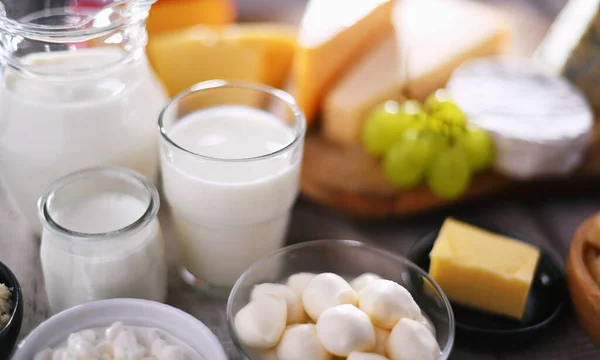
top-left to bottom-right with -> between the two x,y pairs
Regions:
447,57 -> 593,180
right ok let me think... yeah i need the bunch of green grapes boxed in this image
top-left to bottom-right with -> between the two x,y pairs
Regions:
361,90 -> 494,200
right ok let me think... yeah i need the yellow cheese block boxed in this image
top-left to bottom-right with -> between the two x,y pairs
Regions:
147,0 -> 236,36
429,218 -> 541,320
293,0 -> 394,126
395,0 -> 511,101
147,24 -> 296,98
322,0 -> 510,145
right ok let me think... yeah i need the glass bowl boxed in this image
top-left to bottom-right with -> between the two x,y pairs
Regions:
227,239 -> 455,359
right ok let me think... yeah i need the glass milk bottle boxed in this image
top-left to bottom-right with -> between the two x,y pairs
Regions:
39,167 -> 167,314
0,0 -> 168,234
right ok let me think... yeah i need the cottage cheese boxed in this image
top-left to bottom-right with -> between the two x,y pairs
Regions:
0,283 -> 12,327
34,322 -> 202,360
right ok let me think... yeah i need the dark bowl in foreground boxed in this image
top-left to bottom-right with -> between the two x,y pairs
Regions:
0,261 -> 23,360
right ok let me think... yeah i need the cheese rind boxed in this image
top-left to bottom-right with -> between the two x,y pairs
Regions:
294,0 -> 394,126
429,218 -> 541,319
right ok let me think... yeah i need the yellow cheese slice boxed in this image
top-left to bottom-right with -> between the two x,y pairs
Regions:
147,0 -> 236,36
322,0 -> 510,146
396,0 -> 511,101
429,218 -> 541,320
147,24 -> 296,99
293,0 -> 394,126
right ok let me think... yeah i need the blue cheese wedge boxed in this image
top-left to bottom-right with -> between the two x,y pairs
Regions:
0,283 -> 12,327
447,57 -> 593,180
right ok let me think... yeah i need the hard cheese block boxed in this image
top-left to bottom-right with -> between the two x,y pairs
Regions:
147,0 -> 236,36
322,0 -> 510,145
293,0 -> 394,126
396,0 -> 511,101
535,0 -> 600,110
429,218 -> 541,320
147,24 -> 296,98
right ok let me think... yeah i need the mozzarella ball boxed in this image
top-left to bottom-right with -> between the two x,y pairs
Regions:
303,273 -> 358,321
373,327 -> 390,356
348,352 -> 390,360
416,315 -> 435,336
387,318 -> 440,360
316,304 -> 375,357
350,273 -> 381,293
234,295 -> 287,349
286,272 -> 317,296
276,324 -> 332,360
251,283 -> 306,324
358,279 -> 421,329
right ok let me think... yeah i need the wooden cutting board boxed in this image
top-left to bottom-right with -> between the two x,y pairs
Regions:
300,124 -> 600,218
299,0 -> 600,218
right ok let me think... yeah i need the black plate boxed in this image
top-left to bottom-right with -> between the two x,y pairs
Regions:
407,221 -> 567,349
0,261 -> 23,360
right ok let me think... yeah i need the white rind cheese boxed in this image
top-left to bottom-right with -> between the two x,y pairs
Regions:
448,57 -> 593,180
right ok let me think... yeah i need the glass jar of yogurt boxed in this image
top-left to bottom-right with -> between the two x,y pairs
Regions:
0,0 -> 168,234
39,167 -> 167,314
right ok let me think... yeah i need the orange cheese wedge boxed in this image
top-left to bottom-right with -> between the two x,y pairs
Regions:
147,0 -> 237,36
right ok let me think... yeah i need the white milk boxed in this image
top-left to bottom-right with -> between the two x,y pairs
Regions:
0,48 -> 168,233
40,192 -> 167,314
161,105 -> 302,287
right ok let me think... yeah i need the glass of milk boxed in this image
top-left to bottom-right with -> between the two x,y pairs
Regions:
0,0 -> 168,234
159,80 -> 306,297
39,167 -> 168,314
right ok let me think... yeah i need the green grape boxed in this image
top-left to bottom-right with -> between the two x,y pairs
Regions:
424,89 -> 467,128
427,142 -> 471,200
382,130 -> 435,189
362,100 -> 425,157
458,125 -> 494,172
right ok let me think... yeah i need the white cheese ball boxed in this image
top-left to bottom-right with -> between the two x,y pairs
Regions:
387,318 -> 440,360
348,352 -> 390,360
303,273 -> 358,321
251,283 -> 306,324
316,304 -> 375,357
359,279 -> 422,330
373,327 -> 390,356
416,315 -> 435,336
276,324 -> 332,360
350,273 -> 381,293
286,273 -> 317,297
234,295 -> 287,349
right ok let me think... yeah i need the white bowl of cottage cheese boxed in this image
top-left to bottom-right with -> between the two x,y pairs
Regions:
12,298 -> 227,360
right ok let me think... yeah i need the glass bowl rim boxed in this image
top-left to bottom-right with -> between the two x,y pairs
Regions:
226,239 -> 455,359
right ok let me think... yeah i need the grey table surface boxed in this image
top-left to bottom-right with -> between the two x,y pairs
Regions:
2,0 -> 600,359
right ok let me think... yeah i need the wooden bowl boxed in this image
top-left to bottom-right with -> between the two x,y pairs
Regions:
566,213 -> 600,344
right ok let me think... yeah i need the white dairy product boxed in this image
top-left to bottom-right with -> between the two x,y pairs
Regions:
302,273 -> 358,321
234,294 -> 287,349
286,272 -> 317,297
0,283 -> 12,327
33,322 -> 202,360
447,57 -> 593,179
251,283 -> 306,324
0,48 -> 168,233
386,318 -> 440,360
161,105 -> 302,287
358,279 -> 422,330
348,352 -> 390,360
40,192 -> 167,313
373,326 -> 390,356
350,273 -> 382,293
316,304 -> 376,357
276,324 -> 332,360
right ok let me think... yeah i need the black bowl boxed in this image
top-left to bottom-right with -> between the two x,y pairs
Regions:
407,221 -> 567,349
0,261 -> 23,360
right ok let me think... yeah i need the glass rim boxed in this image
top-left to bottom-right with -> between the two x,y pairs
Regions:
158,80 -> 307,163
38,166 -> 160,239
226,239 -> 456,359
0,0 -> 154,38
